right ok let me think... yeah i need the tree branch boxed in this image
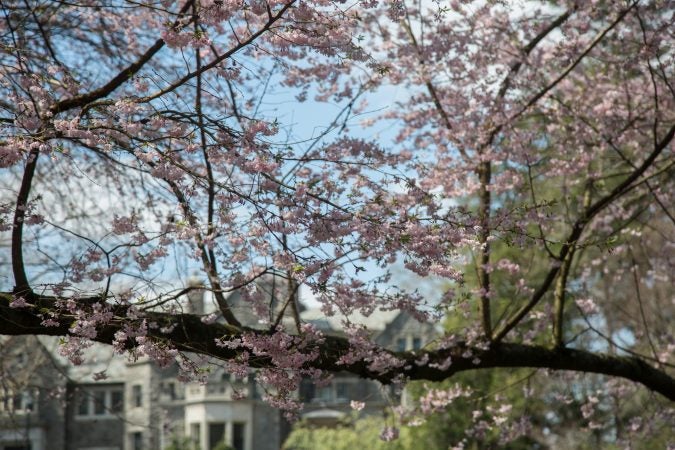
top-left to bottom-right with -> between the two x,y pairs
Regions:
477,161 -> 492,339
138,1 -> 296,104
493,124 -> 675,342
49,0 -> 195,114
1,293 -> 673,401
511,2 -> 638,123
496,7 -> 576,99
11,148 -> 39,295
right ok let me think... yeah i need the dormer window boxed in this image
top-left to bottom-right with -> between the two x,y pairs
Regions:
396,335 -> 424,351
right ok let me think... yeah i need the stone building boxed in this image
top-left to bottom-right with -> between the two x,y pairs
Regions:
0,334 -> 286,450
297,310 -> 436,424
0,336 -> 67,450
0,280 -> 436,450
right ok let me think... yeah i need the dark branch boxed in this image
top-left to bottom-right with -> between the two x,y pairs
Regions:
49,0 -> 195,114
1,293 -> 673,401
493,124 -> 675,342
11,148 -> 39,295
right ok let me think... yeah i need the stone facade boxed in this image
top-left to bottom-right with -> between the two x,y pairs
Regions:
0,336 -> 68,450
0,303 -> 436,450
298,311 -> 437,424
0,336 -> 286,450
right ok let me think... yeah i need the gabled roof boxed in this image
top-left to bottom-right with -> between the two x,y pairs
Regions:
36,336 -> 127,383
300,307 -> 399,332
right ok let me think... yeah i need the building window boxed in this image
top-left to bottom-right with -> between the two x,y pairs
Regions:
335,382 -> 349,402
94,390 -> 106,415
208,423 -> 225,450
111,390 -> 124,413
315,386 -> 332,402
131,432 -> 143,450
160,381 -> 178,401
132,385 -> 143,408
77,392 -> 89,416
190,423 -> 201,448
167,382 -> 176,400
412,337 -> 422,350
75,387 -> 124,418
78,447 -> 121,450
396,338 -> 406,352
15,391 -> 34,412
0,388 -> 36,414
232,422 -> 245,450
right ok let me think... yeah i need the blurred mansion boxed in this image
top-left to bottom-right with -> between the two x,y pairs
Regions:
0,279 -> 435,450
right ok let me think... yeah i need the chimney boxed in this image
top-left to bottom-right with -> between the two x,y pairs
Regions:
186,275 -> 205,315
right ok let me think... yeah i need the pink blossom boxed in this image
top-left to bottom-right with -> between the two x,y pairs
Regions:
9,296 -> 29,308
379,426 -> 399,442
350,400 -> 365,411
575,298 -> 599,315
201,313 -> 218,324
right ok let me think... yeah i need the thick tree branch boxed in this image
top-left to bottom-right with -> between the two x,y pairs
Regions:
11,148 -> 39,295
552,249 -> 574,348
477,161 -> 492,339
1,293 -> 673,401
553,181 -> 590,347
471,10 -> 578,341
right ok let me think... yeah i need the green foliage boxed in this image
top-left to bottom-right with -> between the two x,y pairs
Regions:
283,391 -> 542,450
165,436 -> 201,450
406,370 -> 547,450
284,368 -> 546,450
213,443 -> 235,450
164,435 -> 233,450
283,416 -> 414,450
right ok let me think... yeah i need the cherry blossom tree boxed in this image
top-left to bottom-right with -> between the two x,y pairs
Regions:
0,0 -> 673,443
